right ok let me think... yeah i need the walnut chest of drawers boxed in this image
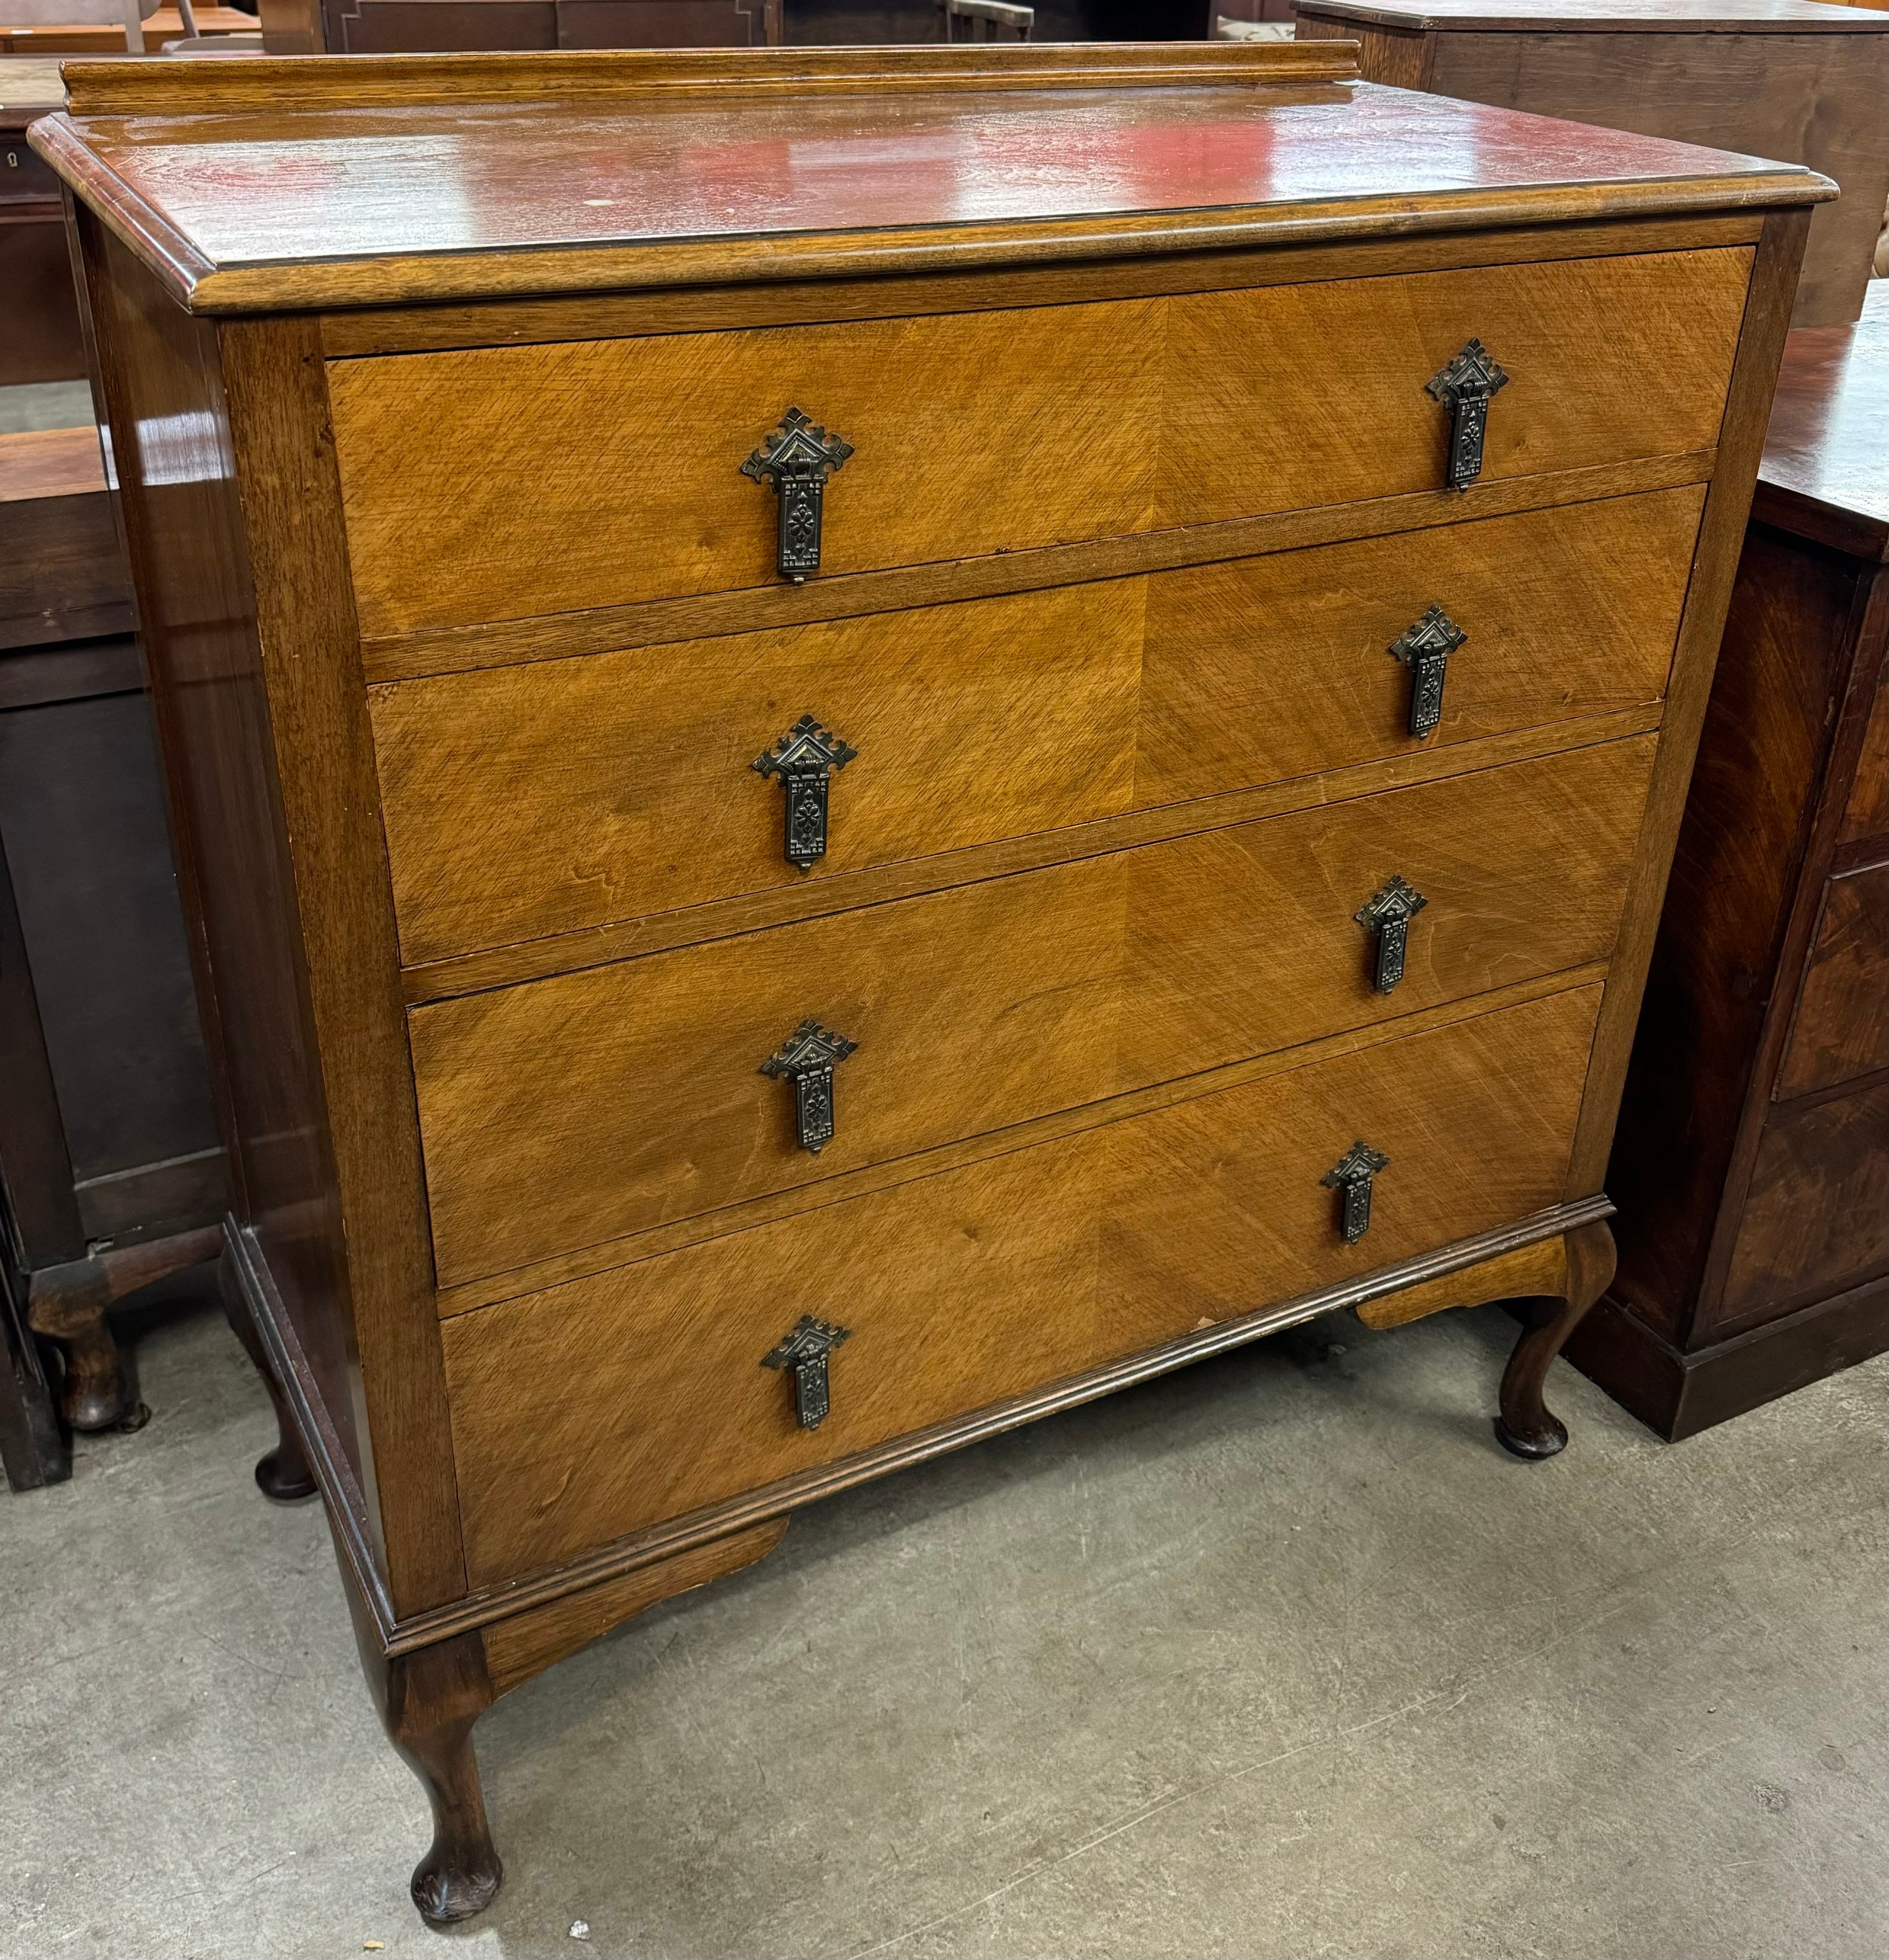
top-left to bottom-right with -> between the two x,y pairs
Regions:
34,42 -> 1829,1921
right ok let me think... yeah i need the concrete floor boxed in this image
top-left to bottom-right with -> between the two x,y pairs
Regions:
2,1291 -> 1883,1960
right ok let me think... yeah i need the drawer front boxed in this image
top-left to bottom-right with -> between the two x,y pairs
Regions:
1714,1080 -> 1889,1334
1775,863 -> 1889,1101
410,736 -> 1652,1285
1837,657 -> 1886,849
373,488 -> 1697,964
443,982 -> 1603,1586
332,248 -> 1748,636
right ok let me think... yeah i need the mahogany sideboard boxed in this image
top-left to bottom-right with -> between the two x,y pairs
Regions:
1569,283 -> 1889,1438
1294,0 -> 1889,329
33,42 -> 1828,1918
0,425 -> 227,1488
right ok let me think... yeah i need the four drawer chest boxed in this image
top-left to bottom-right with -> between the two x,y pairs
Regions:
32,42 -> 1830,1919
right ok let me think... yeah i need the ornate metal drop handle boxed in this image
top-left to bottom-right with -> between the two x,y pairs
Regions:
762,1314 -> 852,1430
1356,874 -> 1427,994
740,407 -> 854,583
1426,339 -> 1509,491
760,1019 -> 857,1154
1388,604 -> 1465,739
1322,1141 -> 1390,1244
753,716 -> 858,871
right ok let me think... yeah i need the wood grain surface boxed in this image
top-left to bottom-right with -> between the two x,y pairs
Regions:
1839,663 -> 1887,843
1773,864 -> 1889,1099
443,983 -> 1600,1584
369,488 -> 1699,963
409,736 -> 1653,1285
480,1519 -> 786,1695
31,53 -> 1823,315
332,249 -> 1748,635
1716,1080 -> 1889,1330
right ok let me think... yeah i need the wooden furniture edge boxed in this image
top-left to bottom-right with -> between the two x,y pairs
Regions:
227,1217 -> 399,1643
401,710 -> 1664,1004
481,1520 -> 789,1698
321,212 -> 1767,358
1562,206 -> 1813,1196
56,42 -> 1362,117
397,1196 -> 1615,1655
363,454 -> 1719,687
29,112 -> 1826,317
434,967 -> 1613,1314
1566,1271 -> 1889,1442
1692,564 -> 1889,1315
1748,496 -> 1889,567
215,316 -> 467,1618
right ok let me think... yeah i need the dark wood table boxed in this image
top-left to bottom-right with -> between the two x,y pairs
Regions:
1569,282 -> 1888,1438
0,425 -> 228,1489
1294,0 -> 1889,327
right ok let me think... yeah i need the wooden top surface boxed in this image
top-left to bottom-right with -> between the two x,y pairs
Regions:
0,425 -> 107,504
1755,280 -> 1889,556
29,45 -> 1832,314
1296,0 -> 1884,26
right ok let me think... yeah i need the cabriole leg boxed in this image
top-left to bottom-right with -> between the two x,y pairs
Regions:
217,1250 -> 316,1501
354,1620 -> 503,1927
1495,1219 -> 1617,1461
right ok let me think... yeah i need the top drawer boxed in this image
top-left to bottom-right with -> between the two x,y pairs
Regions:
329,247 -> 1751,638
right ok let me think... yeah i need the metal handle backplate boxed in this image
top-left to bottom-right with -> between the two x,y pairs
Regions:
762,1314 -> 852,1429
760,1019 -> 857,1153
1388,605 -> 1465,739
1426,339 -> 1509,491
740,407 -> 854,583
1355,875 -> 1427,994
1322,1140 -> 1390,1244
753,715 -> 858,871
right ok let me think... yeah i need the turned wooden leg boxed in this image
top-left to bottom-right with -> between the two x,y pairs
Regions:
26,1257 -> 138,1433
1495,1220 -> 1617,1461
217,1251 -> 316,1501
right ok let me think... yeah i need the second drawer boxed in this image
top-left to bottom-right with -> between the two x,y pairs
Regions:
373,488 -> 1698,965
410,735 -> 1654,1285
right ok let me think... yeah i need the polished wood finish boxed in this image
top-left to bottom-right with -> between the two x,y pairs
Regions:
0,403 -> 227,1470
34,51 -> 1821,316
1297,0 -> 1887,326
332,250 -> 1745,636
36,46 -> 1823,1918
1570,286 -> 1889,1437
413,738 -> 1653,1285
371,489 -> 1699,963
481,1521 -> 787,1696
2,76 -> 86,387
446,985 -> 1603,1584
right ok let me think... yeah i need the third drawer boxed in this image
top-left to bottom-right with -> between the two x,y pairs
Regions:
410,734 -> 1655,1286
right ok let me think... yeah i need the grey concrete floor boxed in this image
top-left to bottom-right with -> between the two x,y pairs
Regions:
2,1291 -> 1883,1960
0,380 -> 97,434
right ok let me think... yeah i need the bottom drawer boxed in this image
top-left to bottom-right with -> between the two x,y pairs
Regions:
444,983 -> 1603,1586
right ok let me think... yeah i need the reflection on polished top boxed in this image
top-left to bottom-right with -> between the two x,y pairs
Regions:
29,43 -> 1831,311
1758,280 -> 1889,547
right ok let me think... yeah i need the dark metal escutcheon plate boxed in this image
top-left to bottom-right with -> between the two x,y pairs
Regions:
740,407 -> 854,582
1322,1140 -> 1390,1244
1425,340 -> 1509,491
762,1314 -> 853,1429
753,716 -> 858,871
1388,604 -> 1466,739
760,1019 -> 858,1153
1354,874 -> 1427,994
